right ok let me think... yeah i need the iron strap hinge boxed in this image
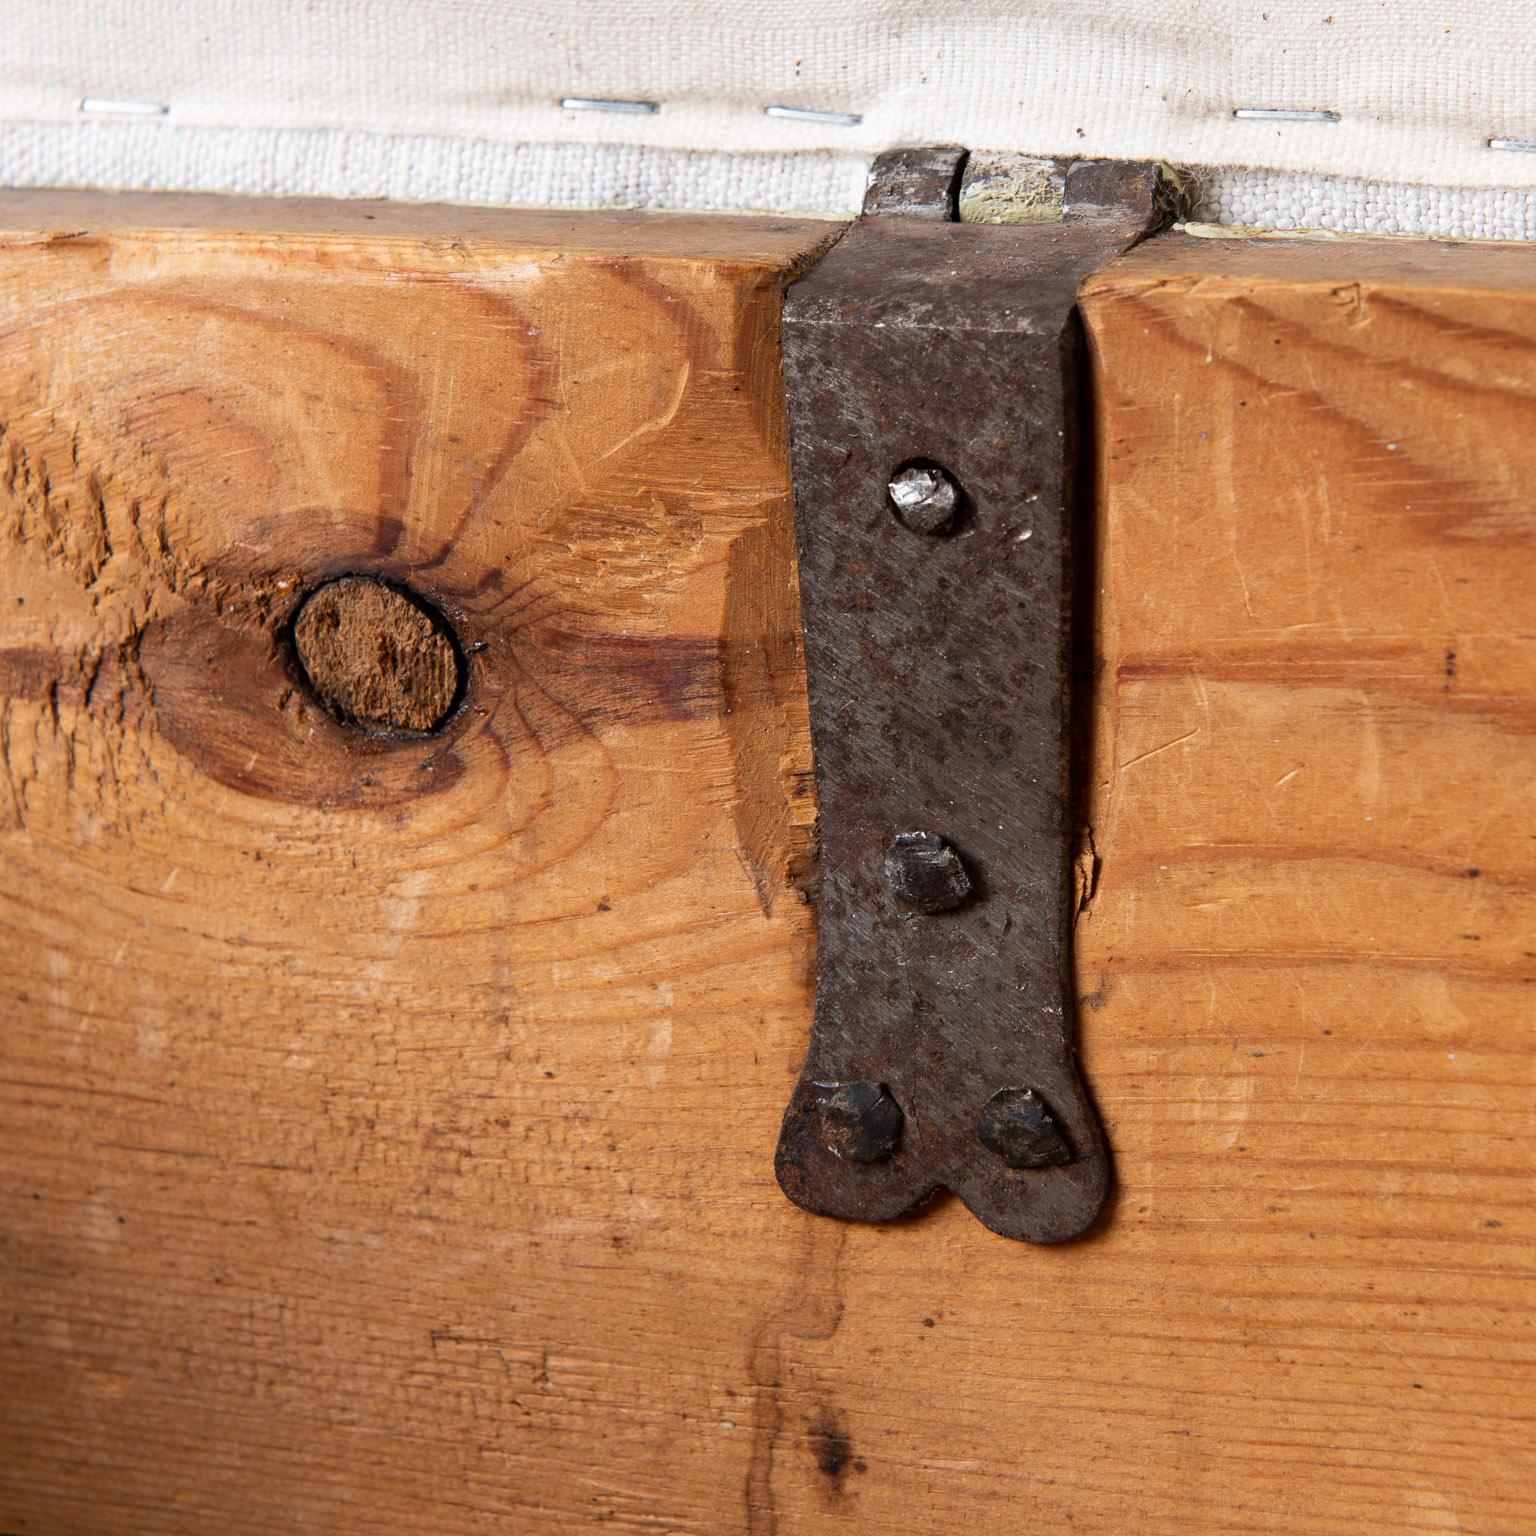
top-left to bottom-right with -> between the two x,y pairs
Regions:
774,150 -> 1170,1244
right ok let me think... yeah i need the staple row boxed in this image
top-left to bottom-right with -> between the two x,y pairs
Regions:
75,94 -> 1536,153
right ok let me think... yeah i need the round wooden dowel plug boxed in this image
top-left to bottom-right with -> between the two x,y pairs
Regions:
292,576 -> 463,735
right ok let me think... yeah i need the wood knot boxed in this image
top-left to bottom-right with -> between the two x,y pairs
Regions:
292,576 -> 463,734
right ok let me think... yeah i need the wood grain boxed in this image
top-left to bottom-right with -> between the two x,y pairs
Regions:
0,192 -> 834,1534
2,202 -> 1534,1536
1075,233 -> 1536,1536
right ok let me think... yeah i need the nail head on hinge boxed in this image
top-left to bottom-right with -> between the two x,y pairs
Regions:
292,575 -> 463,735
813,1081 -> 903,1162
885,831 -> 973,913
888,460 -> 962,534
977,1087 -> 1075,1169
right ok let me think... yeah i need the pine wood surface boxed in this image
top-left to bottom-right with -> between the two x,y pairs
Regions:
1075,233 -> 1536,1536
1,200 -> 1533,1535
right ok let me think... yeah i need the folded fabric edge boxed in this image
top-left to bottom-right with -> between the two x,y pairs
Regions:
4,122 -> 1536,243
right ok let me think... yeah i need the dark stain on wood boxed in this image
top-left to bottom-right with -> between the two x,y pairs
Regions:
520,624 -> 719,730
808,1406 -> 866,1494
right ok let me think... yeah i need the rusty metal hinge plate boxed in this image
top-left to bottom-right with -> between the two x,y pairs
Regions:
774,151 -> 1166,1244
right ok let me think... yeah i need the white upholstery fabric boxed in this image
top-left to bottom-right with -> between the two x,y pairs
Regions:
0,123 -> 870,220
3,1 -> 1536,236
1206,168 -> 1536,241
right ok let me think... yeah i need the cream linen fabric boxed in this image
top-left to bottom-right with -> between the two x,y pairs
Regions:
3,1 -> 1536,235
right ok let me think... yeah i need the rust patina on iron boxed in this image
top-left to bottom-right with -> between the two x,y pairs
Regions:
774,152 -> 1169,1244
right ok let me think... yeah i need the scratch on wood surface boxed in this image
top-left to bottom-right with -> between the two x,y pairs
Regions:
1118,728 -> 1199,772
